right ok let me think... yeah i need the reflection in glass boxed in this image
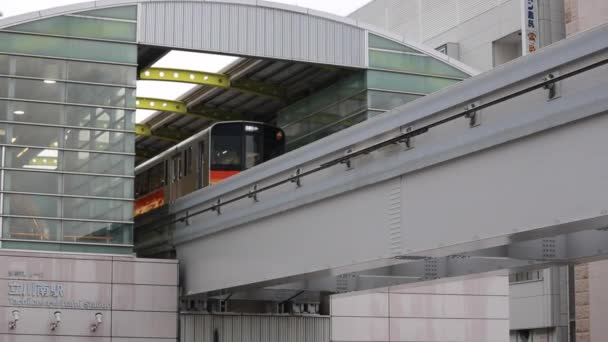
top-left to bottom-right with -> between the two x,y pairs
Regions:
63,221 -> 133,245
4,170 -> 61,194
12,55 -> 66,80
63,197 -> 132,221
7,16 -> 136,42
64,128 -> 133,152
67,83 -> 135,108
64,174 -> 133,199
0,32 -> 138,64
367,90 -> 422,110
4,194 -> 61,218
68,60 -> 136,86
76,6 -> 137,20
66,106 -> 134,130
8,123 -> 62,149
2,217 -> 61,241
10,77 -> 65,102
5,147 -> 61,170
0,100 -> 63,125
63,150 -> 133,176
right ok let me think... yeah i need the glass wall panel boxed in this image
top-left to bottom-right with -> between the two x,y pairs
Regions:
4,194 -> 61,218
76,6 -> 137,20
0,100 -> 64,125
63,221 -> 132,245
5,123 -> 62,148
0,55 -> 9,75
64,174 -> 133,199
0,55 -> 136,86
367,70 -> 460,94
63,197 -> 132,221
64,150 -> 133,176
0,32 -> 137,64
9,77 -> 65,102
7,16 -> 136,42
66,106 -> 134,130
278,72 -> 366,126
9,55 -> 66,79
2,217 -> 61,241
4,170 -> 61,194
67,60 -> 136,86
5,147 -> 61,170
0,101 -> 134,130
369,34 -> 420,54
367,90 -> 422,110
369,50 -> 470,78
66,83 -> 135,108
0,77 -> 8,98
64,128 -> 133,152
287,111 -> 369,150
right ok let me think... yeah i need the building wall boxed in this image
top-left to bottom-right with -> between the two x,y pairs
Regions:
350,0 -> 521,71
180,313 -> 330,342
350,0 -> 565,72
0,249 -> 178,341
509,267 -> 569,342
330,275 -> 509,342
0,6 -> 137,254
585,260 -> 608,342
565,0 -> 608,36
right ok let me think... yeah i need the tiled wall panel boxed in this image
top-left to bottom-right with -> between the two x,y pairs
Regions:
331,275 -> 509,342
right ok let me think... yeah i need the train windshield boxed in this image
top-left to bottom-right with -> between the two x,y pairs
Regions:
210,123 -> 285,172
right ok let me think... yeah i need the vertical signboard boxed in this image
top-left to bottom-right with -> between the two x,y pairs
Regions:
522,0 -> 540,55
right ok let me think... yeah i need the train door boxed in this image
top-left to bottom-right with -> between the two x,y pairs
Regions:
170,153 -> 182,200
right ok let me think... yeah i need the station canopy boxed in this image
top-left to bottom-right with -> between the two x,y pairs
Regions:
0,0 -> 477,163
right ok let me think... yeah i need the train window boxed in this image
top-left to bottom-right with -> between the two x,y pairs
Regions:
211,135 -> 242,171
149,162 -> 165,191
244,133 -> 262,169
135,171 -> 149,197
183,146 -> 193,176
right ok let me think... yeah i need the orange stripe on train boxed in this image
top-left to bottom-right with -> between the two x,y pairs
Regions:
210,170 -> 240,185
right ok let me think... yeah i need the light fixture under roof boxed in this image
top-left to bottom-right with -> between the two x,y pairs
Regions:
43,80 -> 57,84
13,110 -> 25,115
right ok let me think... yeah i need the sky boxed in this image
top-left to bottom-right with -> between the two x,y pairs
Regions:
0,0 -> 371,122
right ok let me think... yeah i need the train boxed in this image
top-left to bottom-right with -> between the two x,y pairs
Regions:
134,121 -> 285,217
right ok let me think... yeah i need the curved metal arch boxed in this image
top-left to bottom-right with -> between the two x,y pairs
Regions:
0,0 -> 477,75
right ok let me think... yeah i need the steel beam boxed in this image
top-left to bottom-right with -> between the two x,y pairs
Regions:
135,97 -> 243,121
135,123 -> 190,142
140,67 -> 229,88
140,67 -> 285,99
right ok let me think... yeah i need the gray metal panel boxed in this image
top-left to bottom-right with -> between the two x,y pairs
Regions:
170,24 -> 608,294
138,1 -> 366,67
180,313 -> 330,342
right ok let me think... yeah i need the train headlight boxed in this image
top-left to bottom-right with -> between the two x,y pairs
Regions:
245,125 -> 259,132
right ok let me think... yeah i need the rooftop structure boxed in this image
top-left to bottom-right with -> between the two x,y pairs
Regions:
0,0 -> 474,254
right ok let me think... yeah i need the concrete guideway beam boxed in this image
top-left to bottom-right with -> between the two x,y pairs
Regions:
139,67 -> 285,100
233,229 -> 608,296
165,25 -> 608,295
